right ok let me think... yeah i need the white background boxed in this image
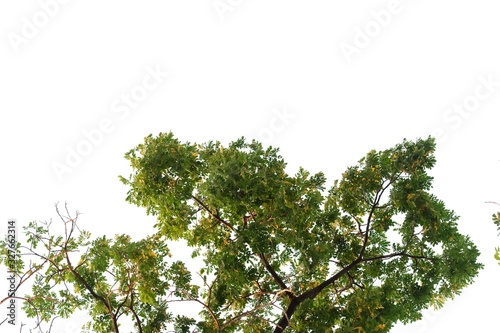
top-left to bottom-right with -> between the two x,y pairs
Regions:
1,0 -> 500,332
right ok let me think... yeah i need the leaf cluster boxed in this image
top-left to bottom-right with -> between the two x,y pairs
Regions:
118,133 -> 483,332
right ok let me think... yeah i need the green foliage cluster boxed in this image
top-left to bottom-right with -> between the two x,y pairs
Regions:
118,133 -> 482,332
493,211 -> 500,262
0,133 -> 483,333
0,206 -> 177,333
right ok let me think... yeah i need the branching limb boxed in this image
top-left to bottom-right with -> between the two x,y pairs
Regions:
191,196 -> 235,232
257,253 -> 295,300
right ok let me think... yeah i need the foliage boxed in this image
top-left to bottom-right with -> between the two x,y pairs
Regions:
117,132 -> 483,332
486,201 -> 500,263
0,133 -> 483,332
492,209 -> 500,263
0,204 -> 173,333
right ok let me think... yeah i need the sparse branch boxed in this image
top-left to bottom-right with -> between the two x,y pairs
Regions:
349,214 -> 364,236
358,177 -> 394,259
128,295 -> 143,333
191,196 -> 235,232
54,206 -> 120,333
170,289 -> 222,332
221,288 -> 294,330
197,271 -> 218,310
257,253 -> 294,300
361,251 -> 433,263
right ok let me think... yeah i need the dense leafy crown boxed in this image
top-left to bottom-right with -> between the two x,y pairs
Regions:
117,132 -> 482,333
0,133 -> 482,333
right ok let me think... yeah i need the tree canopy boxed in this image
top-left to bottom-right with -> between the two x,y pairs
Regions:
1,133 -> 483,333
118,132 -> 482,332
1,205 -> 173,333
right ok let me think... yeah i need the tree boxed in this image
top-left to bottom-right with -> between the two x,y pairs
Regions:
1,204 -> 174,333
118,132 -> 482,332
0,133 -> 483,332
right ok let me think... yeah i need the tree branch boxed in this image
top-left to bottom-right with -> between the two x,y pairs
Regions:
257,253 -> 294,300
56,206 -> 120,333
191,196 -> 235,232
273,257 -> 361,333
